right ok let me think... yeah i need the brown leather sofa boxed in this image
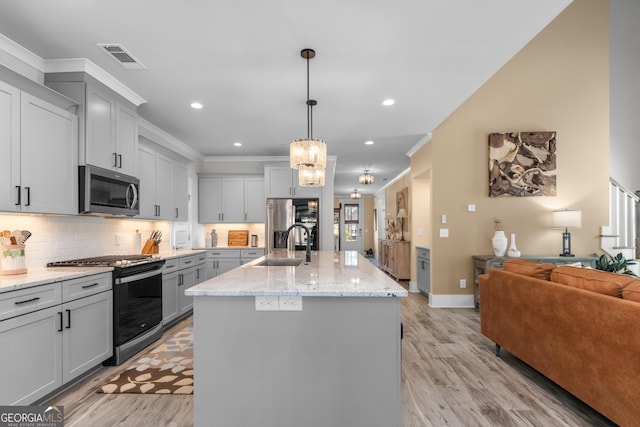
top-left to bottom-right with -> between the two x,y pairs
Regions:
479,259 -> 640,427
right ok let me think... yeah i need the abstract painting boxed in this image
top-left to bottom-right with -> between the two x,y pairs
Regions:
488,131 -> 556,197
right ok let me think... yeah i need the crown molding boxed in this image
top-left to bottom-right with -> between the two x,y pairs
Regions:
0,33 -> 44,71
43,58 -> 146,106
406,133 -> 432,158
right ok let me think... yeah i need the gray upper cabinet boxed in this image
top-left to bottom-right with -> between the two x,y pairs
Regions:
173,162 -> 188,221
45,73 -> 138,177
264,165 -> 320,198
0,79 -> 78,215
138,141 -> 188,221
199,176 -> 264,224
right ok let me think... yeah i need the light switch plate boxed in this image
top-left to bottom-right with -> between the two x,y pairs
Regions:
468,204 -> 476,212
440,228 -> 449,238
441,214 -> 447,224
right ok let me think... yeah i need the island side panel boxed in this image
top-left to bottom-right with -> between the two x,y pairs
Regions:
193,295 -> 402,427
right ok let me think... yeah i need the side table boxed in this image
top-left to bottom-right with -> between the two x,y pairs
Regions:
472,255 -> 597,308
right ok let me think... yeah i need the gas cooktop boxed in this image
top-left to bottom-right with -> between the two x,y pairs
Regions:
47,254 -> 160,268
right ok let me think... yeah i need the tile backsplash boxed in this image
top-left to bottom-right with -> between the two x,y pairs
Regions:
0,214 -> 174,269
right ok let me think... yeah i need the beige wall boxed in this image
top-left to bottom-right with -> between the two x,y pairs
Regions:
412,0 -> 609,300
384,173 -> 412,241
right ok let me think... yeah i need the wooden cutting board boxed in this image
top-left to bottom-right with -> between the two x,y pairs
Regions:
228,230 -> 249,246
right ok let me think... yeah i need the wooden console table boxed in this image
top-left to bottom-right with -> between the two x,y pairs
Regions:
472,255 -> 597,308
379,240 -> 411,280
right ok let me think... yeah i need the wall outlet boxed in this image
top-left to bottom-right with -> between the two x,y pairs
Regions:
279,296 -> 303,311
114,234 -> 121,246
439,228 -> 449,238
460,279 -> 467,288
255,296 -> 279,311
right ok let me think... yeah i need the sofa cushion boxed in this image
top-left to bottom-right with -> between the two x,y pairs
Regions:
550,266 -> 637,297
502,259 -> 556,280
622,281 -> 640,302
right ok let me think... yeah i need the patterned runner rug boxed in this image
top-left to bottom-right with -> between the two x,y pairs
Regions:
98,324 -> 193,395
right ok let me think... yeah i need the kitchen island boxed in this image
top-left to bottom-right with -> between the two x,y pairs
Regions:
185,250 -> 407,427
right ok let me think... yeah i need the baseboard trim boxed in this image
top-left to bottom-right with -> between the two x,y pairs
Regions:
428,294 -> 475,308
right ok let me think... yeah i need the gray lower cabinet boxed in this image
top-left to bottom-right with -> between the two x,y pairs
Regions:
162,253 -> 207,326
416,246 -> 430,295
205,249 -> 242,280
0,272 -> 112,405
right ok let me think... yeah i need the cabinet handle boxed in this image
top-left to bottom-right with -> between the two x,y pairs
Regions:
244,213 -> 247,221
184,260 -> 193,265
65,309 -> 71,329
14,186 -> 20,206
175,208 -> 179,218
196,269 -> 200,280
24,187 -> 30,206
118,154 -> 122,168
58,312 -> 63,332
14,297 -> 40,305
113,153 -> 118,168
82,282 -> 99,289
179,273 -> 184,285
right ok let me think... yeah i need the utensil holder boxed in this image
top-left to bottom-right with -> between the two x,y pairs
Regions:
0,244 -> 27,275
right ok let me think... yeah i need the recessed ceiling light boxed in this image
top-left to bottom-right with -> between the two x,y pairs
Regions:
364,140 -> 374,145
190,102 -> 203,109
233,142 -> 242,147
381,99 -> 395,106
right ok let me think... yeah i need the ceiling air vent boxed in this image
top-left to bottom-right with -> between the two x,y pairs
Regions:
97,43 -> 147,70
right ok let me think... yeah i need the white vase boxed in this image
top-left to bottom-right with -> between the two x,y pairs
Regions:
492,230 -> 508,256
507,233 -> 521,257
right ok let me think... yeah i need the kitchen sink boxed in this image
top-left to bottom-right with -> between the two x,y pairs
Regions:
255,258 -> 304,267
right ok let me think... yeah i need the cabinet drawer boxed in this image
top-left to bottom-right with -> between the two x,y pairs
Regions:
417,248 -> 430,259
0,283 -> 62,321
241,249 -> 264,258
207,249 -> 241,259
163,258 -> 181,273
62,273 -> 112,302
179,255 -> 197,269
194,253 -> 207,265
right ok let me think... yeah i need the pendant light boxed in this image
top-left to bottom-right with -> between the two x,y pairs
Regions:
290,48 -> 326,187
358,170 -> 375,185
350,189 -> 361,199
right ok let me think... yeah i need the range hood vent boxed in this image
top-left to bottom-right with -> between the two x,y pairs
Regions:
97,43 -> 147,70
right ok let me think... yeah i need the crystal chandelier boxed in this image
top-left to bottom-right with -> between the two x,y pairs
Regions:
358,170 -> 375,185
290,48 -> 326,187
350,189 -> 361,199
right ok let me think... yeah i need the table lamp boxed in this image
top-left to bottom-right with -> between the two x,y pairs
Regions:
552,209 -> 582,257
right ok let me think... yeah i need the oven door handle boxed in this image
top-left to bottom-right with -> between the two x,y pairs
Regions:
115,269 -> 162,285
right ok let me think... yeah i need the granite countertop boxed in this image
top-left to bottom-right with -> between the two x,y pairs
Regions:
0,249 -> 209,294
185,250 -> 408,298
0,267 -> 113,294
192,246 -> 265,250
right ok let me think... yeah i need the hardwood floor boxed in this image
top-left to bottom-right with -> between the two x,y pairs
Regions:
47,288 -> 616,427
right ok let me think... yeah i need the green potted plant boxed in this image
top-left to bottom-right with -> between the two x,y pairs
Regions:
594,252 -> 638,277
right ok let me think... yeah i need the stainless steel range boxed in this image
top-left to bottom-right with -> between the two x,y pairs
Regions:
48,254 -> 165,365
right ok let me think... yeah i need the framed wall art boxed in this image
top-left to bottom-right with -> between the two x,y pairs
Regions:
488,131 -> 556,197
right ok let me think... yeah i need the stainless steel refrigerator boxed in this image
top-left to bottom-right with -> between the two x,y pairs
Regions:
266,198 -> 319,254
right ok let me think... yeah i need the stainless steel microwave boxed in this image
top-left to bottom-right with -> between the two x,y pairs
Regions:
79,165 -> 139,216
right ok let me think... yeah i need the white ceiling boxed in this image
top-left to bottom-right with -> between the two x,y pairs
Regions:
0,0 -> 571,196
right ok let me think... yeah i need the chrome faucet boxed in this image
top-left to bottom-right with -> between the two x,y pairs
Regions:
285,222 -> 312,262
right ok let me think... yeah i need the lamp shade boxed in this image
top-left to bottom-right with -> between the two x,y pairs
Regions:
397,208 -> 407,219
298,164 -> 325,187
552,210 -> 582,229
290,138 -> 327,170
358,170 -> 375,185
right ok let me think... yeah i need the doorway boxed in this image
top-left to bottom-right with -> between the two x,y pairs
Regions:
339,198 -> 364,254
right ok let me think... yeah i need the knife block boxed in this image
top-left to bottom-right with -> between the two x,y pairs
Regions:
141,239 -> 159,255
